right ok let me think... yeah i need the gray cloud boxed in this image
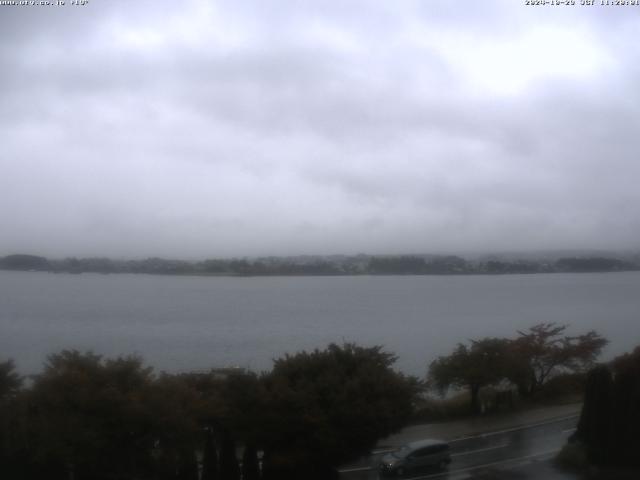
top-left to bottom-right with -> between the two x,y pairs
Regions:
1,0 -> 639,258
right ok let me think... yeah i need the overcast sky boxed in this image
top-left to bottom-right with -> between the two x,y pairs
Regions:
1,0 -> 639,259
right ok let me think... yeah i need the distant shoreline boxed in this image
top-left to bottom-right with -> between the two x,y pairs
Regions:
1,252 -> 638,277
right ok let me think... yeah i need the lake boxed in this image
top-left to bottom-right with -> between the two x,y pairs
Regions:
1,270 -> 638,376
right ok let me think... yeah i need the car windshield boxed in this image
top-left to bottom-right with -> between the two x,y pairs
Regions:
391,445 -> 413,459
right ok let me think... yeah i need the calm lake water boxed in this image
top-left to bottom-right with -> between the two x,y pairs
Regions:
1,270 -> 639,376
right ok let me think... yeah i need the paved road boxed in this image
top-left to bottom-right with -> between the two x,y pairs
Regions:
339,414 -> 579,480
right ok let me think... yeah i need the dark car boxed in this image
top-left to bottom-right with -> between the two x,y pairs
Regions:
379,439 -> 451,477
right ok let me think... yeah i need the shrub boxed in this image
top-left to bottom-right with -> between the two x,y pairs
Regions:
555,443 -> 588,471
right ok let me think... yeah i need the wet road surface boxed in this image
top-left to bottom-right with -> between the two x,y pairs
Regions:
339,415 -> 578,480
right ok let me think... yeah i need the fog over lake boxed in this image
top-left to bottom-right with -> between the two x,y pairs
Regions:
3,2 -> 640,258
2,270 -> 638,376
3,3 -> 639,379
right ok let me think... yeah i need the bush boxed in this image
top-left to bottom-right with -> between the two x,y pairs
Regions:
535,373 -> 586,403
260,343 -> 420,474
412,391 -> 475,423
555,443 -> 588,471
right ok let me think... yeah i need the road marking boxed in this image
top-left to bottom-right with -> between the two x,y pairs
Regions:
562,428 -> 576,434
339,444 -> 510,474
450,414 -> 579,443
373,414 -> 578,455
338,466 -> 371,473
402,448 -> 561,480
371,448 -> 395,455
451,443 -> 509,457
339,444 -> 552,475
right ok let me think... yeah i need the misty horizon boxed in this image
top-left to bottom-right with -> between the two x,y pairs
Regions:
2,247 -> 640,264
2,1 -> 640,259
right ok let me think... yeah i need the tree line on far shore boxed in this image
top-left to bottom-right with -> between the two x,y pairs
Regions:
1,252 -> 637,277
1,324 -> 637,479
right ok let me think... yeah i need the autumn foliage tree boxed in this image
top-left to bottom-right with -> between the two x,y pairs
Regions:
428,338 -> 511,413
509,323 -> 608,397
428,324 -> 608,412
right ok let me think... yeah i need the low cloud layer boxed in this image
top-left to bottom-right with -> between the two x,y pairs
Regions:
1,0 -> 639,258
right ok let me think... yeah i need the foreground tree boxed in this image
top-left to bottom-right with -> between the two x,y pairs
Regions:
509,323 -> 608,397
260,343 -> 420,479
201,428 -> 219,480
0,359 -> 22,399
609,346 -> 640,467
574,365 -> 613,465
21,351 -> 203,480
0,359 -> 25,478
219,429 -> 240,480
24,351 -> 160,479
428,338 -> 511,414
143,373 -> 202,479
572,346 -> 640,467
241,444 -> 260,480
